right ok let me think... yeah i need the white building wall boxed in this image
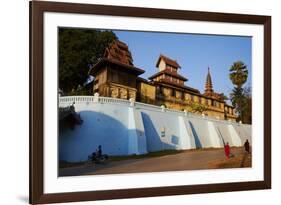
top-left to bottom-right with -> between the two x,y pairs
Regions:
59,96 -> 252,162
127,107 -> 148,155
186,118 -> 212,148
233,124 -> 252,144
140,109 -> 181,152
227,124 -> 243,146
59,101 -> 130,162
178,117 -> 196,149
207,121 -> 224,148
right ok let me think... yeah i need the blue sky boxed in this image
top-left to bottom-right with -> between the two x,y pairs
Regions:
114,30 -> 252,98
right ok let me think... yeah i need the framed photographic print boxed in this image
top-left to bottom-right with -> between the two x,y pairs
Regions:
30,0 -> 271,204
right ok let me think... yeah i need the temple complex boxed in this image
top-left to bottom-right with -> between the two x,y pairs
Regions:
89,40 -> 236,121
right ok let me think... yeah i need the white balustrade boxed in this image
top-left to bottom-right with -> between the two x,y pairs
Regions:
59,95 -> 245,126
129,98 -> 135,107
93,92 -> 99,103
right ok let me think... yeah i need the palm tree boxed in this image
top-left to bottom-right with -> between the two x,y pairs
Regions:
229,61 -> 248,88
229,61 -> 249,122
229,87 -> 245,120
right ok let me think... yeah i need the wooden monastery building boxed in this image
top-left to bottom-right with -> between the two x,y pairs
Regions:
89,40 -> 237,121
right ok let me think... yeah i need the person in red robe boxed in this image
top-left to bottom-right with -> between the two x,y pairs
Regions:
224,142 -> 230,159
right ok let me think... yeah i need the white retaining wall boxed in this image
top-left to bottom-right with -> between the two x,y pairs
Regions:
59,96 -> 252,162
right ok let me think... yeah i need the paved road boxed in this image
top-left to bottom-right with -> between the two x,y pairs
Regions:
60,147 -> 247,177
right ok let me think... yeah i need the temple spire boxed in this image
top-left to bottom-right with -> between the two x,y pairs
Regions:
205,67 -> 214,94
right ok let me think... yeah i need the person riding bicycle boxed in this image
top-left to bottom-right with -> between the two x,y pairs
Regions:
91,151 -> 97,162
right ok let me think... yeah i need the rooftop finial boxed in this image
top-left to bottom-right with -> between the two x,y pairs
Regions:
205,67 -> 213,94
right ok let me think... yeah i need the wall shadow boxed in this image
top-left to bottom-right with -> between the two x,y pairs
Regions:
141,112 -> 177,151
216,126 -> 225,146
59,110 -> 130,162
188,121 -> 202,149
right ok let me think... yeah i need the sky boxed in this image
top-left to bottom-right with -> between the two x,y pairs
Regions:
114,30 -> 252,99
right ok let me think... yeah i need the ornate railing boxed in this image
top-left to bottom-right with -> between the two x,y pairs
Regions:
59,95 -> 245,126
59,95 -> 130,106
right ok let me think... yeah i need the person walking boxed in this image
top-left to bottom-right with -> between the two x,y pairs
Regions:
244,139 -> 250,153
224,142 -> 230,159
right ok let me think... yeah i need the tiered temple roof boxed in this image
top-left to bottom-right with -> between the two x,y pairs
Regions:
156,54 -> 181,69
89,40 -> 144,76
203,67 -> 224,101
148,54 -> 188,87
104,40 -> 134,66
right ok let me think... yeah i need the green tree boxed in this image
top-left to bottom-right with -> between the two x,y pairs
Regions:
59,28 -> 117,94
229,87 -> 245,121
229,61 -> 250,123
219,93 -> 228,101
186,101 -> 208,114
242,86 -> 252,124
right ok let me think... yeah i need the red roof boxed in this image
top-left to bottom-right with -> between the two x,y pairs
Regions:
104,40 -> 134,66
156,54 -> 181,68
90,40 -> 144,76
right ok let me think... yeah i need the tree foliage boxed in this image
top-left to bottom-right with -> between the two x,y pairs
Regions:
186,101 -> 208,114
229,61 -> 248,88
242,86 -> 252,124
59,28 -> 117,94
229,61 -> 251,123
230,87 -> 245,118
219,93 -> 228,101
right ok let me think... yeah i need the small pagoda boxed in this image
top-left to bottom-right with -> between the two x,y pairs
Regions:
203,67 -> 224,101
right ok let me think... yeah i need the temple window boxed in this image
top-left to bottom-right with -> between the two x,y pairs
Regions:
176,91 -> 182,99
184,93 -> 190,101
181,92 -> 185,100
190,95 -> 194,102
213,101 -> 219,107
171,89 -> 176,97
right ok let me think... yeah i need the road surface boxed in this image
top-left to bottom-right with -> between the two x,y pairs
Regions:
59,147 -> 249,177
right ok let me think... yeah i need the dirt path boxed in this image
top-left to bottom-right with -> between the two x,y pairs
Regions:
60,147 -> 249,177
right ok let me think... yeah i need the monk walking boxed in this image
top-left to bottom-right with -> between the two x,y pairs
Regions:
224,142 -> 230,159
244,139 -> 250,153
